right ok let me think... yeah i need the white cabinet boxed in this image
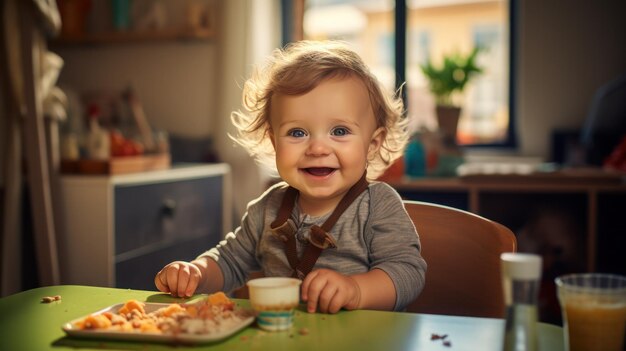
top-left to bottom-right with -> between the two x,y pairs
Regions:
59,164 -> 231,289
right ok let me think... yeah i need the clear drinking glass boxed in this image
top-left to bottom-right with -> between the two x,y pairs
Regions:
555,273 -> 626,351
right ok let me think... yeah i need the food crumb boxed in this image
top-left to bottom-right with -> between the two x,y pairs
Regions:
298,327 -> 309,336
431,333 -> 452,347
41,295 -> 61,303
240,335 -> 249,342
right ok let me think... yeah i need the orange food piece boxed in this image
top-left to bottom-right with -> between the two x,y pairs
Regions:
185,305 -> 198,318
191,292 -> 235,318
117,299 -> 145,315
207,292 -> 234,309
79,314 -> 112,329
138,320 -> 161,333
161,303 -> 185,317
109,322 -> 133,332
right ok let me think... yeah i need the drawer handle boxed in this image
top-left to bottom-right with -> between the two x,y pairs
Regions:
161,198 -> 177,217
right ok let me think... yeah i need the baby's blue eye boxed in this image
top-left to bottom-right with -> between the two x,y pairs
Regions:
288,129 -> 307,138
331,127 -> 350,136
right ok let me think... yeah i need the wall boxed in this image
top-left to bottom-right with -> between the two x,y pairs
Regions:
214,0 -> 280,222
55,43 -> 217,137
516,0 -> 626,160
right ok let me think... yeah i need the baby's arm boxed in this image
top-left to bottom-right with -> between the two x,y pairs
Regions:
154,257 -> 224,297
301,268 -> 395,313
349,268 -> 396,310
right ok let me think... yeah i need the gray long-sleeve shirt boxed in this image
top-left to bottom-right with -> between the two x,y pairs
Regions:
200,181 -> 427,311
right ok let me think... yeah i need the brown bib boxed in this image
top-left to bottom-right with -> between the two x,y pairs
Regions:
269,173 -> 369,279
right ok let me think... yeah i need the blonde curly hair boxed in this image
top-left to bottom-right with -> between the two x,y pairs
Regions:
230,40 -> 408,180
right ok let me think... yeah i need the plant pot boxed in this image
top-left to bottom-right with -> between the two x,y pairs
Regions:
435,105 -> 461,145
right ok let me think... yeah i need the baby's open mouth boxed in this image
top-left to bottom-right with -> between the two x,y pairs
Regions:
303,167 -> 336,176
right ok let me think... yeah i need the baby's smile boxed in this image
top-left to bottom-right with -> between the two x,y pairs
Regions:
302,167 -> 336,176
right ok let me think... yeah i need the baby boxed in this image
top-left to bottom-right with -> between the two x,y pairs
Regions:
155,40 -> 426,313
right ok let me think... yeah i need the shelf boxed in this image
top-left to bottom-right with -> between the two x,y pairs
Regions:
51,27 -> 215,46
390,171 -> 626,274
60,153 -> 171,175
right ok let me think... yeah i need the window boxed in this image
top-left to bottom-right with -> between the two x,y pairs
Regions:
298,0 -> 516,147
303,0 -> 396,91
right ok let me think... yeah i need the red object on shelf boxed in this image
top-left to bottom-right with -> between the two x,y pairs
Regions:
377,157 -> 405,182
603,135 -> 626,172
57,0 -> 92,37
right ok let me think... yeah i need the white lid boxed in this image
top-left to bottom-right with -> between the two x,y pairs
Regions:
501,253 -> 542,280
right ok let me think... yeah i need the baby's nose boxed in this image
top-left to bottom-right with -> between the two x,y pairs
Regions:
306,137 -> 331,156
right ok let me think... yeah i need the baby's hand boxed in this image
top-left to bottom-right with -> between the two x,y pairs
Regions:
154,261 -> 202,298
301,269 -> 361,314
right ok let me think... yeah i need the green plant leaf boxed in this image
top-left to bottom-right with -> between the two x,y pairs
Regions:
419,47 -> 484,106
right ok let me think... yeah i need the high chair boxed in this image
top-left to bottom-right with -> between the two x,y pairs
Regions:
403,200 -> 517,318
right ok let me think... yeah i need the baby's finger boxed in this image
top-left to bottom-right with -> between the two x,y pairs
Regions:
327,290 -> 345,314
154,270 -> 170,293
177,265 -> 192,297
185,267 -> 201,297
317,285 -> 338,313
166,264 -> 181,296
305,275 -> 328,313
184,271 -> 200,297
301,270 -> 319,302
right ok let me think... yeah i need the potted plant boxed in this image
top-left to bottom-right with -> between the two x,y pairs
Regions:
420,47 -> 483,144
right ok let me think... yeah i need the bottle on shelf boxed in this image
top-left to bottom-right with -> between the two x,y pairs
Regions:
501,252 -> 543,351
404,137 -> 426,178
85,103 -> 110,160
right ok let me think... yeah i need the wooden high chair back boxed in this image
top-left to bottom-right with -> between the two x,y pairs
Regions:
404,200 -> 517,318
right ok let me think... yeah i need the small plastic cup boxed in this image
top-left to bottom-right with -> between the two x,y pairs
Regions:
555,273 -> 626,351
247,277 -> 302,331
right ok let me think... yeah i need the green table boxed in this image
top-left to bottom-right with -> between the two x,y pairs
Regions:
0,285 -> 564,351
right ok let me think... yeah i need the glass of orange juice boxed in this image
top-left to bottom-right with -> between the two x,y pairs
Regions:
555,273 -> 626,351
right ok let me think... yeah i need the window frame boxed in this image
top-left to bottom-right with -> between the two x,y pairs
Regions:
286,0 -> 518,149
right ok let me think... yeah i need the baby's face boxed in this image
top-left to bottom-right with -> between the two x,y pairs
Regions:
269,76 -> 383,214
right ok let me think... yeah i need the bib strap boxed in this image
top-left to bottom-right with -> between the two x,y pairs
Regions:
269,173 -> 369,279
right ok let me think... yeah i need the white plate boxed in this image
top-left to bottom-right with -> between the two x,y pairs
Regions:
62,302 -> 255,344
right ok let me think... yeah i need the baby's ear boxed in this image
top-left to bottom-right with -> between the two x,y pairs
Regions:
368,127 -> 385,157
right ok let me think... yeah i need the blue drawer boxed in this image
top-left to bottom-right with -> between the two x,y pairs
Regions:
115,236 -> 216,290
114,176 -> 223,257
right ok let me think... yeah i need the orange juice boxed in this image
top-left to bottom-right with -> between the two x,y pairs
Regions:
563,300 -> 626,351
